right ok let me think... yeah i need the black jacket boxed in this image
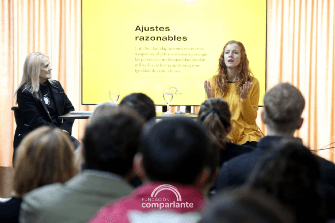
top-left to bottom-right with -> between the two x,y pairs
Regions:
215,136 -> 335,192
14,80 -> 75,149
214,136 -> 335,220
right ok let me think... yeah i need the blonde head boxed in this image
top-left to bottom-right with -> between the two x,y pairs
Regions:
15,52 -> 49,100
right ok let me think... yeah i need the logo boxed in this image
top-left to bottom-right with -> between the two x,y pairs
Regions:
168,87 -> 183,95
151,184 -> 182,201
142,184 -> 193,209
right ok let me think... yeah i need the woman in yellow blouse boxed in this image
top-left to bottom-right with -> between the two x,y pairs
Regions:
204,40 -> 262,147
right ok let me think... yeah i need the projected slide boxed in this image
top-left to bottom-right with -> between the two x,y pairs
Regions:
82,0 -> 266,105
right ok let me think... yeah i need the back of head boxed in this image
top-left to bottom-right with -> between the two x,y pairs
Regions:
200,188 -> 294,223
141,117 -> 215,185
14,126 -> 77,197
198,98 -> 231,149
84,107 -> 145,176
264,83 -> 305,133
89,102 -> 118,123
247,141 -> 323,222
120,93 -> 156,122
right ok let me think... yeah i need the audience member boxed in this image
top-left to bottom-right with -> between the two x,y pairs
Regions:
120,92 -> 156,121
198,98 -> 254,195
214,82 -> 335,219
74,102 -> 118,170
20,108 -> 145,223
89,117 -> 217,223
0,126 -> 78,223
199,188 -> 294,223
215,83 -> 335,189
247,141 -> 326,222
89,102 -> 118,123
119,93 -> 157,188
198,97 -> 254,167
119,93 -> 156,187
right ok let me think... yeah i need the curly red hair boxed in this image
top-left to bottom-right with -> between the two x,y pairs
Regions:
213,40 -> 254,96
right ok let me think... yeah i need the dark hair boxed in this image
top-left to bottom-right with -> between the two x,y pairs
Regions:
200,188 -> 294,223
247,141 -> 325,222
83,107 -> 145,176
14,126 -> 78,197
140,117 -> 216,185
198,98 -> 231,149
120,93 -> 156,122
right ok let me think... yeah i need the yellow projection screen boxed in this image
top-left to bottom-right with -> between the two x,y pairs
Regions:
82,0 -> 266,106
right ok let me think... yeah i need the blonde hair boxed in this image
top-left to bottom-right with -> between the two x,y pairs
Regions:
13,126 -> 78,197
15,52 -> 48,101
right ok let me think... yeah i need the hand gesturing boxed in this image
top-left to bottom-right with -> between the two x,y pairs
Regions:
240,82 -> 253,100
204,80 -> 213,98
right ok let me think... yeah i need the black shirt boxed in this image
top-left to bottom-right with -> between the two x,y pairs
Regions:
0,197 -> 22,223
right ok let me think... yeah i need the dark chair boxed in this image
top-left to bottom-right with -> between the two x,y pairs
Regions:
11,107 -> 31,162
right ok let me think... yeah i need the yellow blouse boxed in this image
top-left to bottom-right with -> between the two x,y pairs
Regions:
210,76 -> 262,144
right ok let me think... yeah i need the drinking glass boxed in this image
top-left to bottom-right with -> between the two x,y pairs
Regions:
163,89 -> 174,115
109,89 -> 120,104
175,106 -> 185,115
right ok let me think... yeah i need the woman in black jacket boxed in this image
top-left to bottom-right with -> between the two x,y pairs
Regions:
13,52 -> 79,159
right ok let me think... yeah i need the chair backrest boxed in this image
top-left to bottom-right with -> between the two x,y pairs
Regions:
11,106 -> 20,126
12,106 -> 31,152
11,106 -> 28,128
